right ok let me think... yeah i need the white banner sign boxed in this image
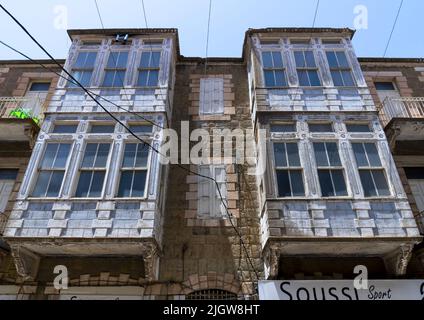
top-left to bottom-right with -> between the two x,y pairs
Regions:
259,280 -> 424,301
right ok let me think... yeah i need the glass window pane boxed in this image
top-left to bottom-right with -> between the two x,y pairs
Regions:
359,170 -> 377,197
107,52 -> 118,68
52,124 -> 78,134
80,71 -> 93,87
140,52 -> 151,68
129,124 -> 153,133
341,71 -> 355,86
374,82 -> 395,91
90,125 -> 115,134
131,171 -> 147,197
336,51 -> 349,68
346,124 -> 371,133
318,170 -> 333,197
81,144 -> 98,167
46,172 -> 64,197
272,52 -> 283,68
294,52 -> 305,67
102,71 -> 114,87
331,71 -> 344,86
89,171 -> 105,197
326,51 -> 338,68
332,170 -> 348,196
286,143 -> 300,166
308,70 -> 321,86
290,170 -> 305,196
314,143 -> 328,167
298,70 -> 309,86
276,170 -> 291,197
32,171 -> 51,197
372,170 -> 390,196
352,143 -> 368,167
270,123 -> 296,132
135,144 -> 149,167
274,70 -> 287,87
151,52 -> 161,67
309,123 -> 333,132
117,171 -> 133,197
75,171 -> 92,197
116,51 -> 128,68
137,70 -> 148,86
274,143 -> 287,167
112,71 -> 125,87
326,143 -> 341,166
262,52 -> 273,68
123,144 -> 137,167
264,70 -> 275,87
41,144 -> 59,168
0,170 -> 18,180
305,51 -> 316,67
147,70 -> 159,86
53,144 -> 71,168
85,52 -> 97,67
94,143 -> 110,167
364,143 -> 381,166
74,52 -> 87,68
29,82 -> 50,91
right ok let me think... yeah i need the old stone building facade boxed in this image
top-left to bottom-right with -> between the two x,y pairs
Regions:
360,57 -> 424,277
0,27 -> 422,300
0,59 -> 62,298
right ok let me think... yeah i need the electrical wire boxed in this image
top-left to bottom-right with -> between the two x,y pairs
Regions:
0,39 -> 164,130
1,3 -> 261,282
204,0 -> 212,75
140,0 -> 260,283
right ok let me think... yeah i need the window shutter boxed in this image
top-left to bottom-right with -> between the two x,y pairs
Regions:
197,165 -> 227,218
409,180 -> 424,213
213,166 -> 227,217
0,180 -> 14,213
200,78 -> 224,115
198,166 -> 211,216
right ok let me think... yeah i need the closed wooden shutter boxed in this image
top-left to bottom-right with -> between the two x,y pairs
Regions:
197,165 -> 227,218
0,180 -> 14,213
200,78 -> 224,115
409,179 -> 424,213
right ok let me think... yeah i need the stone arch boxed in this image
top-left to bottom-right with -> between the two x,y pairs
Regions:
182,272 -> 241,296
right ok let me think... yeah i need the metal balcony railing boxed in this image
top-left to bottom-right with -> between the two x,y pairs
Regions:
0,96 -> 44,120
378,97 -> 424,127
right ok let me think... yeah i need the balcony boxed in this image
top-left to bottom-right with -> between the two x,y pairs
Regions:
378,97 -> 424,154
0,97 -> 41,153
379,97 -> 424,127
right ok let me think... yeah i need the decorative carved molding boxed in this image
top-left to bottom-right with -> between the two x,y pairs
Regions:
9,245 -> 40,281
263,242 -> 285,279
384,243 -> 415,276
140,242 -> 160,282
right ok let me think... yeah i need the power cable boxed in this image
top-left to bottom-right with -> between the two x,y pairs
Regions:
204,0 -> 212,75
0,39 -> 164,130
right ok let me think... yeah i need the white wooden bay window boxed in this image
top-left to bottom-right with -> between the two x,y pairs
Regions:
75,143 -> 111,198
32,143 -> 71,197
199,78 -> 224,115
198,165 -> 227,218
117,143 -> 149,198
352,142 -> 390,197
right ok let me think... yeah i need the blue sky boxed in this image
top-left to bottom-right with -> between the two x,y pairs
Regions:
0,0 -> 422,60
